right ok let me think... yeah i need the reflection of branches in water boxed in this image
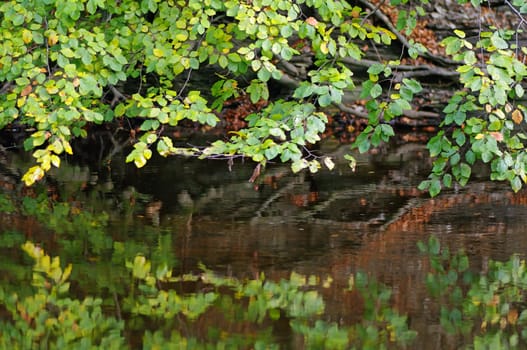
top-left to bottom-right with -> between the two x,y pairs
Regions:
0,149 -> 22,183
381,183 -> 527,234
297,184 -> 379,221
69,128 -> 131,166
102,133 -> 131,164
252,172 -> 303,219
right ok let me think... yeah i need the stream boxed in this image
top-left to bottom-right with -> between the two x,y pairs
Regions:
1,135 -> 527,349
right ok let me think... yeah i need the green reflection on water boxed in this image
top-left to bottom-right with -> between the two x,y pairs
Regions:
420,236 -> 527,349
0,189 -> 417,348
1,241 -> 417,349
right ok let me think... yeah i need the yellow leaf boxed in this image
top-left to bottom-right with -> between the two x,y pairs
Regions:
175,19 -> 186,29
46,86 -> 59,94
175,32 -> 188,41
475,133 -> 484,140
494,109 -> 506,119
61,264 -> 73,284
323,157 -> 335,170
454,29 -> 466,38
17,96 -> 26,108
143,148 -> 152,160
319,42 -> 328,54
153,48 -> 164,57
47,32 -> 59,46
62,140 -> 73,155
22,165 -> 45,186
50,139 -> 64,154
134,155 -> 147,168
322,276 -> 333,288
22,241 -> 42,259
51,155 -> 61,168
22,29 -> 32,44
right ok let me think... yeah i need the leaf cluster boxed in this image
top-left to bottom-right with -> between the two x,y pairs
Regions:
4,0 -> 527,195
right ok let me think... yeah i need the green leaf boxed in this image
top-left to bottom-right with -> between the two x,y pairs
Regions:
318,93 -> 332,107
403,78 -> 422,94
460,163 -> 471,178
443,173 -> 452,187
218,55 -> 228,68
257,68 -> 271,82
429,178 -> 441,197
79,76 -> 101,96
370,83 -> 382,98
491,32 -> 508,49
443,37 -> 462,55
269,128 -> 286,140
418,180 -> 430,192
511,176 -> 522,192
367,64 -> 385,75
515,84 -> 524,98
264,146 -> 279,160
293,83 -> 314,99
12,14 -> 25,26
291,159 -> 308,173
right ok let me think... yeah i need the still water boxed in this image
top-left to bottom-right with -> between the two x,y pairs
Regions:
1,138 -> 527,348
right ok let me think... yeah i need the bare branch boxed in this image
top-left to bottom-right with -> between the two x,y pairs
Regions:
335,102 -> 440,121
356,0 -> 458,66
109,85 -> 127,107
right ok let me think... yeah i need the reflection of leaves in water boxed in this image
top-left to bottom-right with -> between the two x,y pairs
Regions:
6,188 -> 527,347
0,185 -> 178,298
422,235 -> 527,348
0,186 -> 416,348
0,243 -> 417,349
0,193 -> 15,213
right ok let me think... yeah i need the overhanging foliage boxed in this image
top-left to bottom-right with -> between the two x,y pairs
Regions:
1,0 -> 527,195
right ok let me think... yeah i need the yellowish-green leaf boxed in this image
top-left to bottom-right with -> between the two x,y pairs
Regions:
22,166 -> 45,186
454,29 -> 466,38
153,48 -> 164,58
323,157 -> 335,170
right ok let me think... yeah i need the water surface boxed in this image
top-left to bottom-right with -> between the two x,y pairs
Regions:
1,139 -> 526,348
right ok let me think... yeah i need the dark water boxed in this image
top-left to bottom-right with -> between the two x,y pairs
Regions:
2,138 -> 527,348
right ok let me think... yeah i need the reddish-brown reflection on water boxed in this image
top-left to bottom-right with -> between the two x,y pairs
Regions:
135,145 -> 527,349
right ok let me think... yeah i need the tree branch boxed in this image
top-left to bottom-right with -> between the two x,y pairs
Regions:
341,57 -> 460,81
357,0 -> 458,66
335,102 -> 440,121
109,85 -> 127,107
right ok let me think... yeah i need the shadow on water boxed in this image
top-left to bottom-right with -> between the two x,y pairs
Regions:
2,135 -> 527,348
